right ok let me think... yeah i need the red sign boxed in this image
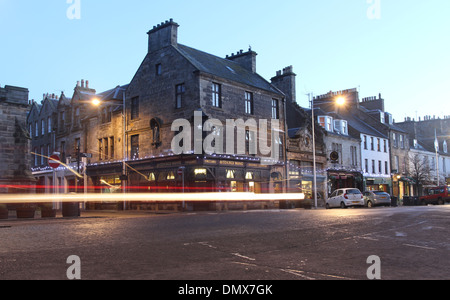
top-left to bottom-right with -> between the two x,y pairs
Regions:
49,155 -> 61,169
178,167 -> 184,176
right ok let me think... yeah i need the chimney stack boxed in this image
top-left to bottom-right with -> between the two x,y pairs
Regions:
226,47 -> 258,73
147,19 -> 179,53
271,66 -> 297,103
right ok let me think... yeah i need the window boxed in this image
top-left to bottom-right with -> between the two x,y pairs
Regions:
394,155 -> 399,172
212,83 -> 221,108
41,119 -> 45,136
40,146 -> 44,165
34,147 -> 38,166
245,91 -> 254,115
74,107 -> 80,127
400,134 -> 405,149
131,135 -> 139,160
155,64 -> 162,76
393,133 -> 398,147
75,138 -> 81,153
131,97 -> 139,120
59,111 -> 65,130
443,140 -> 447,153
150,119 -> 161,147
384,140 -> 387,152
35,122 -> 38,137
272,99 -> 279,119
363,135 -> 367,150
175,84 -> 185,109
318,116 -> 333,132
350,146 -> 357,166
226,170 -> 236,179
377,138 -> 381,152
102,107 -> 112,123
378,160 -> 382,174
385,161 -> 389,175
60,141 -> 66,163
47,117 -> 52,133
370,137 -> 374,151
98,139 -> 103,160
110,137 -> 115,160
365,159 -> 368,173
104,138 -> 109,160
148,172 -> 156,181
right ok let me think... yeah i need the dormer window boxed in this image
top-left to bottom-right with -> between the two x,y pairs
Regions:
318,116 -> 333,132
444,140 -> 448,153
333,120 -> 348,135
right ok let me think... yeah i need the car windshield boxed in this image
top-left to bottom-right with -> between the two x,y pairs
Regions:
373,191 -> 388,195
346,189 -> 361,194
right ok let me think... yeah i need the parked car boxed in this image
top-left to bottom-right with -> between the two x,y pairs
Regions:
420,186 -> 450,205
363,191 -> 391,208
326,188 -> 364,209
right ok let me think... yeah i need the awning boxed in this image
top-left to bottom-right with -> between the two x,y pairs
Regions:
400,177 -> 416,184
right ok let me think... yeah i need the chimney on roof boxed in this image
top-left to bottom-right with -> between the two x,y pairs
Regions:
86,80 -> 89,89
226,47 -> 258,73
271,65 -> 297,103
81,79 -> 85,88
147,18 -> 179,53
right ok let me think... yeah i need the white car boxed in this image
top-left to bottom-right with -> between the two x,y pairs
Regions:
326,188 -> 364,209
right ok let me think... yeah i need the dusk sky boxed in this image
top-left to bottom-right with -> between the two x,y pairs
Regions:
1,0 -> 449,122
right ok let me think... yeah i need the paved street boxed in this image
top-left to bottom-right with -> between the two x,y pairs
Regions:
0,205 -> 449,280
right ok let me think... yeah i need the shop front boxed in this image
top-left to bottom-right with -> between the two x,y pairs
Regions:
364,176 -> 392,193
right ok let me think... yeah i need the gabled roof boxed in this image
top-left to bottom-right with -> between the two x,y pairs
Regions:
174,44 -> 283,95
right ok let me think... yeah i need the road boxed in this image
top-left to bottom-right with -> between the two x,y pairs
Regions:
0,205 -> 449,280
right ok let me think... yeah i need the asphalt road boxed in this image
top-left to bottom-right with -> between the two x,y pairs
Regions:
0,205 -> 449,280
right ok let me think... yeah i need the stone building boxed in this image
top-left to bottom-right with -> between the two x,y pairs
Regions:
0,85 -> 35,193
34,20 -> 290,211
27,93 -> 59,193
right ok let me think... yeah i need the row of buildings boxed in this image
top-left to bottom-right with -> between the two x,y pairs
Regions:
24,19 -> 449,210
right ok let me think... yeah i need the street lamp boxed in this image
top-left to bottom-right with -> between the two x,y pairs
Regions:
92,91 -> 127,210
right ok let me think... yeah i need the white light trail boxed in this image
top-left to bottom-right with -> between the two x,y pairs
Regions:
0,193 -> 305,204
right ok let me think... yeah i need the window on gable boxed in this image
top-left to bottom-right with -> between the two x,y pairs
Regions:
176,84 -> 185,109
212,83 -> 221,108
245,91 -> 254,115
272,99 -> 279,119
155,64 -> 162,76
131,96 -> 139,120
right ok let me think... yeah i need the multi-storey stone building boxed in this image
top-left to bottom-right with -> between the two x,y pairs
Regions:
29,20 -> 291,211
0,85 -> 35,193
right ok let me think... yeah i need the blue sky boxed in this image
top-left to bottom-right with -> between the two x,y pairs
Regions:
1,0 -> 449,122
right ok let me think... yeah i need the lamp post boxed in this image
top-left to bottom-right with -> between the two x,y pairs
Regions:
92,89 -> 127,209
308,92 -> 318,209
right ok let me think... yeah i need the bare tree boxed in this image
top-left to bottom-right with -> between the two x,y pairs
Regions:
408,153 -> 432,196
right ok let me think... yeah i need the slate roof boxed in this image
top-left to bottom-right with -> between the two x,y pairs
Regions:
174,44 -> 283,95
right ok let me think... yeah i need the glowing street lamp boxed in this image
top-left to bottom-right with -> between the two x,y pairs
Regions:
92,98 -> 101,106
336,96 -> 346,106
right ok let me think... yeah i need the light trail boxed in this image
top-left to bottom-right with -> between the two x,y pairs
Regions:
0,192 -> 305,204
